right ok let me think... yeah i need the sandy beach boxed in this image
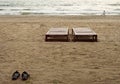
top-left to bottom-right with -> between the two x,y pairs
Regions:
0,15 -> 120,84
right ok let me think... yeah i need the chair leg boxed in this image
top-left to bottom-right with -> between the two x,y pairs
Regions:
66,36 -> 69,42
45,36 -> 48,41
93,35 -> 97,42
95,35 -> 97,42
74,36 -> 76,42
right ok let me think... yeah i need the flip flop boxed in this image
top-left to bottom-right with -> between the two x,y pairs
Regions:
21,71 -> 30,80
12,71 -> 20,80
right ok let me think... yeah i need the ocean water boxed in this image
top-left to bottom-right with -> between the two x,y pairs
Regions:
0,0 -> 120,15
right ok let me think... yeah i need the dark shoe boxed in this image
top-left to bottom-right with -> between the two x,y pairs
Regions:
12,71 -> 20,80
21,71 -> 30,80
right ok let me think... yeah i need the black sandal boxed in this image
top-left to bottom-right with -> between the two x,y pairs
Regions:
12,71 -> 20,80
22,71 -> 30,80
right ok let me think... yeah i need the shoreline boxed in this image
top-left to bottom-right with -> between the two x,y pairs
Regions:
0,15 -> 120,21
0,14 -> 120,17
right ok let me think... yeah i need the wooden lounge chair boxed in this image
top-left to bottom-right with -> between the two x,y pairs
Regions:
45,28 -> 69,41
72,27 -> 97,42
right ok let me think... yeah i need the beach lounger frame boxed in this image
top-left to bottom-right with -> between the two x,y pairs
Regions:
45,28 -> 69,41
72,28 -> 97,42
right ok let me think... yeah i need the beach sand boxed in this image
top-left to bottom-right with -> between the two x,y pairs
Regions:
0,15 -> 120,84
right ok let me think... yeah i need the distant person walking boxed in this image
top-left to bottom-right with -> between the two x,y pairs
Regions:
103,10 -> 106,16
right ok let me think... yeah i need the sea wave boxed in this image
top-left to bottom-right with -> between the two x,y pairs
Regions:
108,3 -> 120,6
0,0 -> 120,15
114,9 -> 120,11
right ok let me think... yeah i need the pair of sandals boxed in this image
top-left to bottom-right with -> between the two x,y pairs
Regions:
12,71 -> 30,80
